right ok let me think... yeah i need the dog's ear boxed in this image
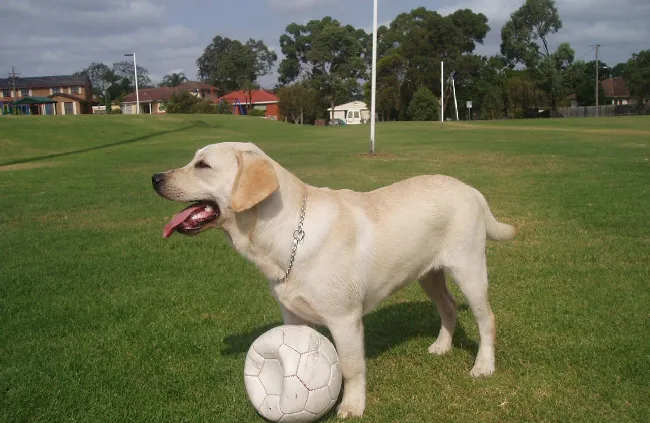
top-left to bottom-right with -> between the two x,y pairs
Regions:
231,151 -> 279,212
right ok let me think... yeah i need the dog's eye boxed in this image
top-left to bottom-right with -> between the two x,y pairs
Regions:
195,160 -> 211,169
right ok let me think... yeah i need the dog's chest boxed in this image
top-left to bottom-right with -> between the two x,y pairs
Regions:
271,283 -> 325,325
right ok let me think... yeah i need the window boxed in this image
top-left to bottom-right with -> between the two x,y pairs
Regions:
64,102 -> 74,115
52,87 -> 62,94
71,86 -> 81,95
20,89 -> 30,97
347,111 -> 353,119
44,103 -> 55,115
2,89 -> 11,98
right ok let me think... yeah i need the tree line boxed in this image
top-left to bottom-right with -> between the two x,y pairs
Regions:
76,0 -> 649,120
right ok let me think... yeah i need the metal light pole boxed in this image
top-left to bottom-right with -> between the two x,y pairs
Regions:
369,0 -> 378,154
125,53 -> 139,114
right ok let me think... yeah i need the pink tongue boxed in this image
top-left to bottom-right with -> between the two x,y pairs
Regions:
162,204 -> 204,238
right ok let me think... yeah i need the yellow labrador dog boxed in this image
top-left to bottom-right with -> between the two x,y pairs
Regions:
152,142 -> 515,418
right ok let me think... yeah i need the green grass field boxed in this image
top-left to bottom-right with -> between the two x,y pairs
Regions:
1,114 -> 648,422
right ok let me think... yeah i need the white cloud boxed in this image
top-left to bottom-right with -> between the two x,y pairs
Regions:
0,0 -> 201,83
267,0 -> 333,11
433,0 -> 650,64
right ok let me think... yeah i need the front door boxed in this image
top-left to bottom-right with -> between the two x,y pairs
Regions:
346,109 -> 361,124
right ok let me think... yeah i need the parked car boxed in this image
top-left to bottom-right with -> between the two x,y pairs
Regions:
328,118 -> 347,126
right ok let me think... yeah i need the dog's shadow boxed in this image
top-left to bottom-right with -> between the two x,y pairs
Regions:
221,301 -> 477,359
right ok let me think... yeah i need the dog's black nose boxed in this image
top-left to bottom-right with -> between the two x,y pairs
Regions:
152,173 -> 164,187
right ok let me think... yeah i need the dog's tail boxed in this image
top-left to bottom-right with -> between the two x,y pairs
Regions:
474,189 -> 516,241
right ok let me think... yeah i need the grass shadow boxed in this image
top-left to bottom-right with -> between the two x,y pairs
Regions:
0,124 -> 203,167
220,301 -> 478,359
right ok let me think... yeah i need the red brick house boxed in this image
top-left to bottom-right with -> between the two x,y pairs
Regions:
217,89 -> 280,120
0,74 -> 92,115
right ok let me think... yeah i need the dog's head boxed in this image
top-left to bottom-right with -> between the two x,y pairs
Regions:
152,142 -> 279,238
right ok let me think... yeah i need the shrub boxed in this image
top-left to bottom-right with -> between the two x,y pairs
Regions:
164,91 -> 200,114
216,101 -> 232,114
249,108 -> 266,117
190,100 -> 217,114
481,87 -> 505,120
408,86 -> 439,121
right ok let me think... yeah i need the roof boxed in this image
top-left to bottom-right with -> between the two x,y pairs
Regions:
122,87 -> 176,103
177,80 -> 218,91
601,77 -> 630,98
217,89 -> 279,104
13,96 -> 57,105
48,93 -> 88,102
0,74 -> 90,89
327,101 -> 368,111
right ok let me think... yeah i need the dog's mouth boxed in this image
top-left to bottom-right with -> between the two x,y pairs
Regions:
162,201 -> 220,238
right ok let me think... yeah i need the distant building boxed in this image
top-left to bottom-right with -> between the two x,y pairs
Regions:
217,89 -> 280,120
601,77 -> 634,105
0,74 -> 93,115
120,81 -> 219,114
327,101 -> 370,124
175,81 -> 219,101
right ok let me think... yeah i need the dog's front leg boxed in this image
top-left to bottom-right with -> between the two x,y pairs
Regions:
279,304 -> 308,326
328,316 -> 366,418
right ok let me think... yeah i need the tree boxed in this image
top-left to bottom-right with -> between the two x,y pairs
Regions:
610,63 -> 627,78
278,17 -> 369,117
376,7 -> 489,118
500,0 -> 574,113
565,60 -> 607,106
481,87 -> 504,119
160,72 -> 188,87
196,35 -> 277,96
623,50 -> 650,107
277,81 -> 316,124
504,71 -> 551,118
112,60 -> 153,89
408,86 -> 439,121
75,63 -> 127,106
75,62 -> 111,100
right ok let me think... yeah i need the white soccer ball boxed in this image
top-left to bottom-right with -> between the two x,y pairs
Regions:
244,325 -> 342,422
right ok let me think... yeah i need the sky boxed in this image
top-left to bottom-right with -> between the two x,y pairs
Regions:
1,0 -> 649,88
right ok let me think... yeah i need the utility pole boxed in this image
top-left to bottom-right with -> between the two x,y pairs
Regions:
594,44 -> 600,117
9,66 -> 21,115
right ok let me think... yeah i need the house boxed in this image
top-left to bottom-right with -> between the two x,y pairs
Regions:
327,101 -> 370,124
599,77 -> 650,106
0,74 -> 92,115
120,81 -> 219,114
217,89 -> 280,120
601,77 -> 632,105
121,87 -> 175,114
176,80 -> 219,101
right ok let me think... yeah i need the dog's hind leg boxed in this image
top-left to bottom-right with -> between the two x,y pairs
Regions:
419,269 -> 457,355
448,254 -> 496,377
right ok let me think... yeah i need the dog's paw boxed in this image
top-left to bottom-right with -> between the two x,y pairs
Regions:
336,391 -> 365,418
337,402 -> 364,419
469,360 -> 495,377
427,339 -> 452,355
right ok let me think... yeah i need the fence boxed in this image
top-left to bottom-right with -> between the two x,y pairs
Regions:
557,104 -> 647,118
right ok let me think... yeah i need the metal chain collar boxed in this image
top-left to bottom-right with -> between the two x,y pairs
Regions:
278,194 -> 307,283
